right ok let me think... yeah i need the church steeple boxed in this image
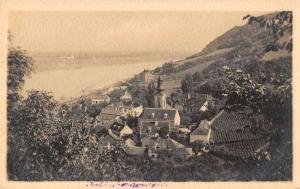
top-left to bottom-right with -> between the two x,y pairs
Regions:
154,75 -> 166,109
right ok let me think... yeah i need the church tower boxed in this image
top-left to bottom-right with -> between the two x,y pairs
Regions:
154,76 -> 166,109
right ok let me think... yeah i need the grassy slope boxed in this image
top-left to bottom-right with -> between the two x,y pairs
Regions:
162,61 -> 214,95
161,15 -> 291,96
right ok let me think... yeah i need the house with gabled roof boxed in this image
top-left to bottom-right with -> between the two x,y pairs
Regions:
108,121 -> 133,139
138,108 -> 181,147
89,94 -> 111,105
183,94 -> 216,113
120,89 -> 132,104
123,137 -> 146,156
148,138 -> 193,161
95,102 -> 131,126
190,120 -> 211,144
138,108 -> 180,128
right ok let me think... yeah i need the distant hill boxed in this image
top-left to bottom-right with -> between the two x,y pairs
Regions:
157,12 -> 292,97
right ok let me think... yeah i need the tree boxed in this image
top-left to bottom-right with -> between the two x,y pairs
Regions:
161,62 -> 176,74
6,35 -> 147,181
181,73 -> 193,94
7,47 -> 34,119
146,80 -> 156,107
243,11 -> 292,52
87,104 -> 105,118
224,65 -> 291,125
181,115 -> 192,125
8,90 -> 143,180
8,91 -> 60,180
192,71 -> 202,82
7,33 -> 37,179
223,11 -> 292,126
152,62 -> 176,74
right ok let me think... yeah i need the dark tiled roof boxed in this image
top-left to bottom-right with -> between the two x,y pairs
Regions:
210,110 -> 253,131
208,108 -> 270,158
92,125 -> 106,134
211,129 -> 264,144
139,108 -> 177,121
130,134 -> 141,145
209,109 -> 267,143
210,138 -> 270,158
184,98 -> 207,108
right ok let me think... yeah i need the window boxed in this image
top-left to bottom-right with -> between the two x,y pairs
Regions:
146,127 -> 152,133
151,113 -> 155,118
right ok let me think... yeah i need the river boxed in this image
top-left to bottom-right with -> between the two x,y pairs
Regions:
22,56 -> 173,101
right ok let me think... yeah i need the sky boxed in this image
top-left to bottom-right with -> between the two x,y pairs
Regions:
9,11 -> 267,55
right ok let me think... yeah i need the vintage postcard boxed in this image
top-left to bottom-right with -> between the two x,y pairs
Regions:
0,0 -> 299,189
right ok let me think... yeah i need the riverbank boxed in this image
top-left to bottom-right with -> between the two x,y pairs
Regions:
22,59 -> 170,101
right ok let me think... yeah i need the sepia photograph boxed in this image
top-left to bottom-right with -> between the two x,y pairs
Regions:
0,1 -> 299,188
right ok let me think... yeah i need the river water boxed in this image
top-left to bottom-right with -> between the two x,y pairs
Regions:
22,56 -> 170,101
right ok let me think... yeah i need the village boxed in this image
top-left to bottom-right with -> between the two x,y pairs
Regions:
70,69 -> 272,163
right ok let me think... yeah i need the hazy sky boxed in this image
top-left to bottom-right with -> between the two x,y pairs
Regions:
9,11 -> 266,54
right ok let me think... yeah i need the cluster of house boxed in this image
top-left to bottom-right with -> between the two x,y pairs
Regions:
88,76 -> 271,162
166,89 -> 219,114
